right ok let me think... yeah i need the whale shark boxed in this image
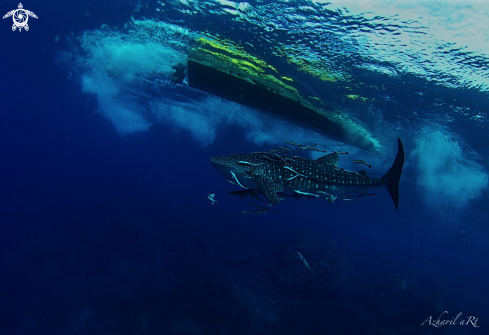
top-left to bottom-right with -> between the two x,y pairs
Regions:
211,139 -> 404,210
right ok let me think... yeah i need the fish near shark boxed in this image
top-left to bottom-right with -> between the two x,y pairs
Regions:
210,139 -> 405,210
242,203 -> 279,215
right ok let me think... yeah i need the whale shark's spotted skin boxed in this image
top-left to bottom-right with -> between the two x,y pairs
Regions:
211,139 -> 405,210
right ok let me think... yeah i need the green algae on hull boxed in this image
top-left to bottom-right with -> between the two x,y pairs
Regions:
187,36 -> 380,153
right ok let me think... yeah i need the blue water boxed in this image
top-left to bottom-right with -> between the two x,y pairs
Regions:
1,0 -> 488,334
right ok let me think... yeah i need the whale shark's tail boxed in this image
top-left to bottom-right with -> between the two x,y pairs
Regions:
381,138 -> 405,211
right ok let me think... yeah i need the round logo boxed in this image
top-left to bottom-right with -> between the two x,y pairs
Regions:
13,9 -> 28,28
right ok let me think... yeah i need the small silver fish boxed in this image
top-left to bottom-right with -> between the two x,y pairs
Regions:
207,194 -> 218,205
277,146 -> 294,153
309,147 -> 327,152
242,203 -> 278,215
353,160 -> 372,168
229,190 -> 268,204
242,209 -> 278,215
297,251 -> 313,272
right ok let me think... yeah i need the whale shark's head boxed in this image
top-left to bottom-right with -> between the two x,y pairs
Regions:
211,154 -> 245,177
210,154 -> 260,189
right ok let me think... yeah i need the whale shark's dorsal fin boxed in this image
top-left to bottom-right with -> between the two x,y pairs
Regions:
358,170 -> 368,178
316,152 -> 339,166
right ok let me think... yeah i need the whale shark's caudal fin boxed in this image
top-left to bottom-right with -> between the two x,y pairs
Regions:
381,138 -> 405,211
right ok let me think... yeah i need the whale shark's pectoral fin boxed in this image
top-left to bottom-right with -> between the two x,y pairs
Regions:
255,176 -> 283,204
